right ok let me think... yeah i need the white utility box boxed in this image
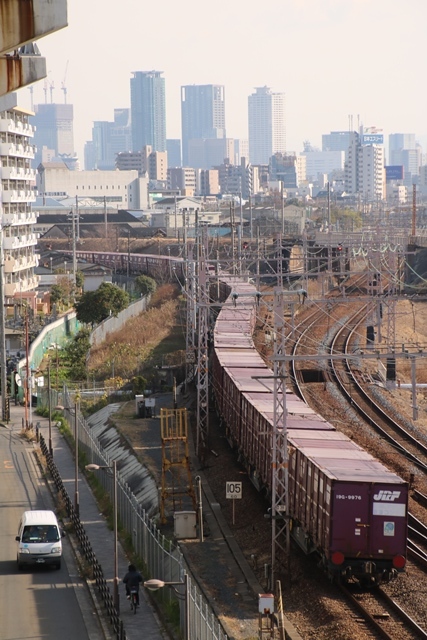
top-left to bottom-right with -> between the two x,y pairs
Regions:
174,511 -> 197,539
258,593 -> 275,614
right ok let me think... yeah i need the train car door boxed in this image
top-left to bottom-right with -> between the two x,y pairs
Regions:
330,482 -> 370,557
368,484 -> 407,557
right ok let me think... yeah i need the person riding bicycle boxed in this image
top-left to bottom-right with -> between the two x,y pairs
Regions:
123,564 -> 142,606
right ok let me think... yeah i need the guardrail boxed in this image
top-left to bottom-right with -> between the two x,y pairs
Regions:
39,435 -> 127,640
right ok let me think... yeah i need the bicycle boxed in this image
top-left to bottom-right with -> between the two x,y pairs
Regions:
129,587 -> 138,614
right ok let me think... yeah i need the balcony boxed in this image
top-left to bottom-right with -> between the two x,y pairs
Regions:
0,142 -> 35,159
4,274 -> 39,297
2,211 -> 37,226
0,166 -> 35,181
4,253 -> 39,274
4,233 -> 38,250
0,118 -> 34,137
1,189 -> 36,203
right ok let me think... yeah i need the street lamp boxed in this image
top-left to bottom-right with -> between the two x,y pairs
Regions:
85,461 -> 119,614
47,362 -> 53,456
144,573 -> 189,640
56,402 -> 79,516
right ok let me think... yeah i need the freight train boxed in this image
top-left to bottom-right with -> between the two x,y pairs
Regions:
211,275 -> 408,586
61,250 -> 185,280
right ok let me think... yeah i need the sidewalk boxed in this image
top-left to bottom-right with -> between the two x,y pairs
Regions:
7,403 -> 168,640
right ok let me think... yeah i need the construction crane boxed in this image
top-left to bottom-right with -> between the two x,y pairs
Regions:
61,60 -> 69,104
49,80 -> 55,103
27,86 -> 34,111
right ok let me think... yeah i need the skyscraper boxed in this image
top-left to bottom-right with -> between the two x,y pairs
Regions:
85,108 -> 131,170
130,71 -> 166,153
388,133 -> 420,185
248,86 -> 286,165
32,102 -> 76,167
181,84 -> 226,167
322,131 -> 352,152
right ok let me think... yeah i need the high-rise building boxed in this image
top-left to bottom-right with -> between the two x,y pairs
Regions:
181,85 -> 226,167
322,131 -> 352,152
166,139 -> 181,167
301,149 -> 345,181
248,86 -> 286,165
85,108 -> 131,170
344,131 -> 385,201
0,93 -> 39,310
130,71 -> 166,153
388,133 -> 421,185
32,102 -> 76,168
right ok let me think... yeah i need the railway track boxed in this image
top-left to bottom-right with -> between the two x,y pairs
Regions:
330,312 -> 427,473
339,583 -> 427,640
287,286 -> 427,636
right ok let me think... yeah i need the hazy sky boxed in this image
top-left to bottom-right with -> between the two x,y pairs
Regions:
17,0 -> 427,163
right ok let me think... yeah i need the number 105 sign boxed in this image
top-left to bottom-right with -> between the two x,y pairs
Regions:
226,482 -> 242,499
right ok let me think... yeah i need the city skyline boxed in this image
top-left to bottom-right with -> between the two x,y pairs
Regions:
16,0 -> 427,164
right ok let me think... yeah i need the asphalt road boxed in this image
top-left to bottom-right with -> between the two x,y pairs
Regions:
0,423 -> 104,640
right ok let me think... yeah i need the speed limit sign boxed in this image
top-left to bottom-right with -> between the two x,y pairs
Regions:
226,481 -> 242,500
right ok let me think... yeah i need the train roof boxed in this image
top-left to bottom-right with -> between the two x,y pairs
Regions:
215,322 -> 255,335
214,331 -> 256,351
215,351 -> 268,367
224,368 -> 275,393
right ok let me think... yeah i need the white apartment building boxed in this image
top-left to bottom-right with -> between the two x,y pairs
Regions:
248,87 -> 286,165
358,144 -> 385,202
344,132 -> 385,201
37,162 -> 140,209
0,93 -> 39,309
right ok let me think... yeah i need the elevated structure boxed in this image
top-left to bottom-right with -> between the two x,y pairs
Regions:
0,0 -> 67,95
160,408 -> 196,524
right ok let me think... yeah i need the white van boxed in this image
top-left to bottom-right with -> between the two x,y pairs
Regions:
16,510 -> 64,570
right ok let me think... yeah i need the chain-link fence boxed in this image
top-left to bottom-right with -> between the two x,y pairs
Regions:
57,389 -> 228,640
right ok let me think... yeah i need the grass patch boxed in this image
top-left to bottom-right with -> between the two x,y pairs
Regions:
88,284 -> 186,384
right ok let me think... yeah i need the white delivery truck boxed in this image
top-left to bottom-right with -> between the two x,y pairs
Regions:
16,510 -> 64,570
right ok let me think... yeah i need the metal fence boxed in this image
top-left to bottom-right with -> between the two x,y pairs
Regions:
39,434 -> 127,640
90,296 -> 149,347
60,390 -> 228,640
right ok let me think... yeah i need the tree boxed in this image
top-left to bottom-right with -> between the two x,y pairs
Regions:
75,270 -> 85,290
134,275 -> 157,298
50,284 -> 63,305
75,283 -> 129,325
64,328 -> 91,380
75,290 -> 99,324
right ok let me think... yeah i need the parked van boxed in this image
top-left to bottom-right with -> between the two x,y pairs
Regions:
16,510 -> 64,570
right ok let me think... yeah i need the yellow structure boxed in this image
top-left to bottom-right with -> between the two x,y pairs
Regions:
160,408 -> 196,524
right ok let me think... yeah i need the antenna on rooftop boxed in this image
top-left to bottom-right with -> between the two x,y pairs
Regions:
49,81 -> 55,103
61,60 -> 69,104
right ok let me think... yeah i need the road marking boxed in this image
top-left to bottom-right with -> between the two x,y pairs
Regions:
3,460 -> 14,469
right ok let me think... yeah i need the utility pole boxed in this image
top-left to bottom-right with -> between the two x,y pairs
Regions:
75,195 -> 80,241
185,256 -> 196,390
412,183 -> 416,236
271,287 -> 290,589
196,232 -> 209,461
104,196 -> 108,239
0,223 -> 7,421
281,181 -> 285,235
